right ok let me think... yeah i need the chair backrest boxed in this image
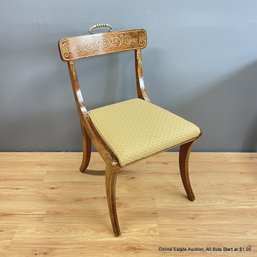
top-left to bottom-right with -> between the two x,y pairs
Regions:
59,29 -> 147,61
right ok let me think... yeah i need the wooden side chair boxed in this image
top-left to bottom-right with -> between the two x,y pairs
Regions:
58,25 -> 202,237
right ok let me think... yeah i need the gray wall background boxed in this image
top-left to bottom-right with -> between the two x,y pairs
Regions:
0,0 -> 257,152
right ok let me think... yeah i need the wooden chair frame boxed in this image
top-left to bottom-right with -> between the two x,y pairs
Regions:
58,29 -> 202,237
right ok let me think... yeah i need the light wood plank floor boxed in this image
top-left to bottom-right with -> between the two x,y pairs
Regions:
0,152 -> 257,257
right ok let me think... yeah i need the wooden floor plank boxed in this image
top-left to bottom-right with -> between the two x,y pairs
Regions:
0,152 -> 256,256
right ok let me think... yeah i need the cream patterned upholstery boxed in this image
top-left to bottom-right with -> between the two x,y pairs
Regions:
89,99 -> 201,166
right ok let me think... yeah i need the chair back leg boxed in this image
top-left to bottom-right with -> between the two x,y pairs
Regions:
79,124 -> 92,172
179,140 -> 196,201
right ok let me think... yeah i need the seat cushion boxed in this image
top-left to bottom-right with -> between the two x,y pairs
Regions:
89,99 -> 200,166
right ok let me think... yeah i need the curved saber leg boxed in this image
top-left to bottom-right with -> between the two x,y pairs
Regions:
79,124 -> 91,172
179,140 -> 196,201
105,163 -> 121,237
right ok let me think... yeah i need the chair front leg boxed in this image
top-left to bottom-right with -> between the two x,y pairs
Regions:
105,162 -> 121,237
79,124 -> 91,172
179,140 -> 196,201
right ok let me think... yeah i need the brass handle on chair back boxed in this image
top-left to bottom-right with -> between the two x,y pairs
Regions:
89,24 -> 113,34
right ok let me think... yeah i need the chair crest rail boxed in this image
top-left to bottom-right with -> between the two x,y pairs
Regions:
59,29 -> 147,61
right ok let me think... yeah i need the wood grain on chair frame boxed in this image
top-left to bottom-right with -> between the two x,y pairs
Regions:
58,28 -> 202,237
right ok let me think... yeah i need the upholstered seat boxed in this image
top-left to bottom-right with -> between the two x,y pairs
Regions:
89,98 -> 201,166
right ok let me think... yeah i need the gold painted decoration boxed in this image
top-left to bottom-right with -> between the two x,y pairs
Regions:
59,29 -> 147,61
